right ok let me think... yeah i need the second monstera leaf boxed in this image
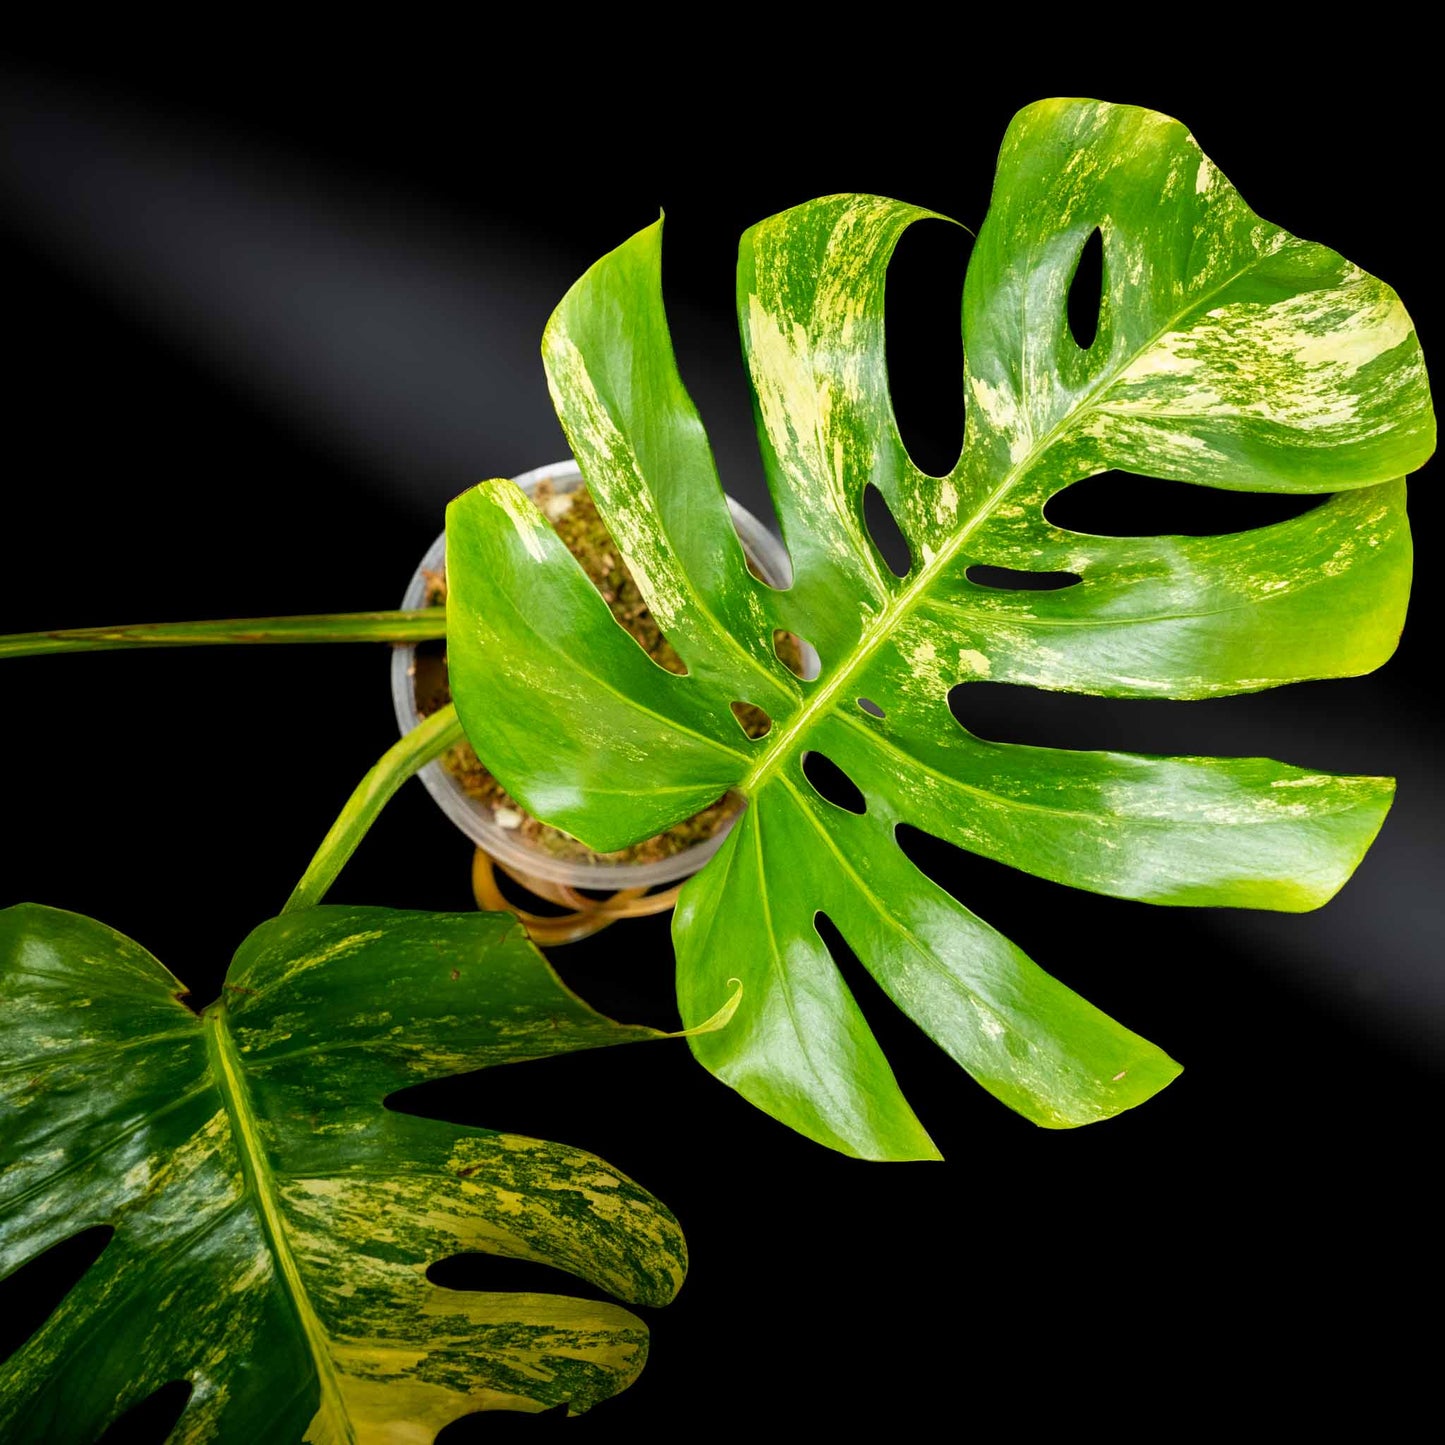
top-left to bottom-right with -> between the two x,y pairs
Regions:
1,904 -> 691,1439
446,99 -> 1434,1160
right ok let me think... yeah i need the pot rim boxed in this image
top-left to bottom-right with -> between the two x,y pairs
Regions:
391,458 -> 805,889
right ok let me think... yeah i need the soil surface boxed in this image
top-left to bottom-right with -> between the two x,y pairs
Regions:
414,480 -> 801,867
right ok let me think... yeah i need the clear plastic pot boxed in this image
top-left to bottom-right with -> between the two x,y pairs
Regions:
391,458 -> 803,889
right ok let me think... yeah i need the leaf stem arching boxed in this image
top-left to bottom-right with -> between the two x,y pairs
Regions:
284,703 -> 464,914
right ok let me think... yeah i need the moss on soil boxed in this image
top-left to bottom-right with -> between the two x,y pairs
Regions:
415,479 -> 801,867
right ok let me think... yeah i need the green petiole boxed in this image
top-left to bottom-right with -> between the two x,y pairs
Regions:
284,703 -> 464,914
0,610 -> 445,659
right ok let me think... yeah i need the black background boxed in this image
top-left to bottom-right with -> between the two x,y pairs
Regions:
2,50 -> 1440,1437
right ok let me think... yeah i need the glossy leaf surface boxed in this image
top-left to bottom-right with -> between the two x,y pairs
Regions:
446,99 -> 1434,1159
0,904 -> 686,1438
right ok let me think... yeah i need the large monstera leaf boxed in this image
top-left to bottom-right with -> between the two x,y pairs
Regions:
0,903 -> 692,1438
445,99 -> 1434,1160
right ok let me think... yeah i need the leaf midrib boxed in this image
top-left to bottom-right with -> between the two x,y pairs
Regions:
738,239 -> 1284,799
207,1010 -> 353,1443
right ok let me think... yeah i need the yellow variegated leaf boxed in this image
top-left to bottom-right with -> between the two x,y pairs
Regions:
0,904 -> 688,1439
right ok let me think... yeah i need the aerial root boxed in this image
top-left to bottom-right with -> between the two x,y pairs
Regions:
471,849 -> 681,946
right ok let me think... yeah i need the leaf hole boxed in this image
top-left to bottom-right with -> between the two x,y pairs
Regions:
1067,227 -> 1105,351
743,533 -> 792,589
813,911 -> 894,1024
966,565 -> 1081,592
949,681 -> 1148,751
730,700 -> 773,739
548,486 -> 690,676
946,679 -> 1372,777
862,484 -> 914,579
894,820 -> 980,901
884,215 -> 970,476
802,751 -> 867,815
1046,472 -> 1326,537
97,1381 -> 193,1444
427,1251 -> 615,1306
774,628 -> 820,681
857,697 -> 886,718
891,822 -> 1208,1036
0,1225 -> 113,1365
811,912 -> 968,1122
385,1037 -> 687,1143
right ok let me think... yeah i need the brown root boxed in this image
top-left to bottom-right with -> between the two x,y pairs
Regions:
471,849 -> 682,946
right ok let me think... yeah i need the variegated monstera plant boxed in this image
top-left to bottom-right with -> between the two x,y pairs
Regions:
0,97 -> 1433,1439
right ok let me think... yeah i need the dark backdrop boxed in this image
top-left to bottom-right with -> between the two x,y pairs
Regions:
2,54 -> 1439,1436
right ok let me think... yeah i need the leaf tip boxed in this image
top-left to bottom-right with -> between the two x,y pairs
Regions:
675,978 -> 744,1039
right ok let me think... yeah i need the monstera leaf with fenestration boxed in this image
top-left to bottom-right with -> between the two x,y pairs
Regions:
445,98 -> 1435,1161
0,903 -> 694,1438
